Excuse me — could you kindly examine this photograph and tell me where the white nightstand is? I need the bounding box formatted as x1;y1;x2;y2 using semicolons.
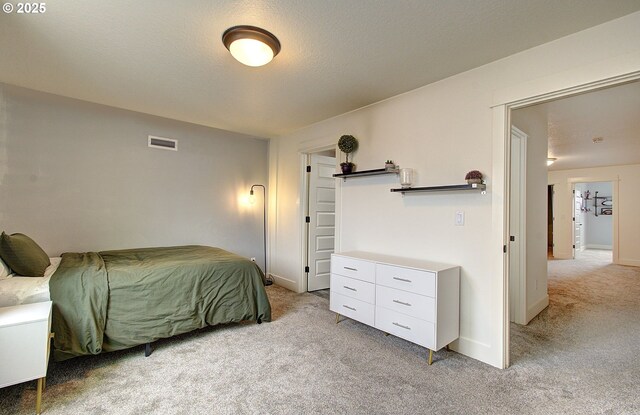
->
0;301;53;414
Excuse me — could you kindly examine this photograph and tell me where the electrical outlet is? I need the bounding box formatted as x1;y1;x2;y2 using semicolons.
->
250;257;256;262
455;211;465;226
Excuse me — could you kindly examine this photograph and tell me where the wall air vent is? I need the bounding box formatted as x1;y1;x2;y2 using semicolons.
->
148;135;178;151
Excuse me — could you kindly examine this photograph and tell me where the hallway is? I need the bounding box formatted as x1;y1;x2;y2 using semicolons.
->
510;249;639;410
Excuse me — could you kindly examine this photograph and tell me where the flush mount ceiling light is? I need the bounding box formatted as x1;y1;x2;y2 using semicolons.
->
222;25;281;67
547;157;557;166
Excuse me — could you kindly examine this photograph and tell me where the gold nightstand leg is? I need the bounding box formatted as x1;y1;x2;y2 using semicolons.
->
428;349;433;365
36;377;43;414
335;313;340;324
384;332;390;336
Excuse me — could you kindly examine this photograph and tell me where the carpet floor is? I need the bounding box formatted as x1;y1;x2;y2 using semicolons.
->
1;249;638;414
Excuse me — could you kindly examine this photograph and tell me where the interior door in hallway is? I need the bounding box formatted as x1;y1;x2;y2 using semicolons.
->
307;154;336;291
573;190;583;258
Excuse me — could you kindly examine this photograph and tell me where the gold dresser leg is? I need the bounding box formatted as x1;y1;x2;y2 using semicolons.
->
335;313;340;324
428;349;433;365
36;377;43;414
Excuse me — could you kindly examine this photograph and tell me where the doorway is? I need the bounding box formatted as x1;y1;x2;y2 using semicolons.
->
506;79;638;367
572;181;614;262
304;150;336;293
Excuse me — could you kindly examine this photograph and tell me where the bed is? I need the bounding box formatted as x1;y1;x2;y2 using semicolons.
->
0;242;271;361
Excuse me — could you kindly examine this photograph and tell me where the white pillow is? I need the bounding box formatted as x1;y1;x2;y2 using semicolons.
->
0;257;13;279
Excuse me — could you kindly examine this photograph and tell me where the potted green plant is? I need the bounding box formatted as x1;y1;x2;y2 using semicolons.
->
465;170;483;184
338;134;358;174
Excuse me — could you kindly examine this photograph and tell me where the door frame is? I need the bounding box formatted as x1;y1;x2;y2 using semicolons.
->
299;144;339;292
494;69;640;369
569;178;619;262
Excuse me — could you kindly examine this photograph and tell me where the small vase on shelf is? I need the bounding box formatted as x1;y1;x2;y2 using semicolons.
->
464;170;483;185
400;168;413;188
340;162;355;174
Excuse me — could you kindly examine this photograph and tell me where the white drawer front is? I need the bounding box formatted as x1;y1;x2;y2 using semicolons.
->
331;274;375;304
331;255;375;283
376;264;436;297
330;292;375;326
376;285;435;322
375;306;435;349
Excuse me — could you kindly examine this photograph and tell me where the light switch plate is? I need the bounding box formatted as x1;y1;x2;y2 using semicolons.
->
455;211;464;226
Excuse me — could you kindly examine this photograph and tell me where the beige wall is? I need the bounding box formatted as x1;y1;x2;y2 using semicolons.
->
269;12;640;367
548;164;640;267
0;84;269;263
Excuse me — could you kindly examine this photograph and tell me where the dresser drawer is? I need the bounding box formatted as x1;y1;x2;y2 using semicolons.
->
376;264;436;297
0;301;52;388
331;255;375;283
330;292;375;326
375;306;435;349
331;274;375;304
376;285;435;322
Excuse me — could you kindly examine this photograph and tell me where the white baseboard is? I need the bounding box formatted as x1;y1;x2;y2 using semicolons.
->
618;258;640;267
270;273;298;292
585;244;612;250
452;336;501;368
526;295;549;324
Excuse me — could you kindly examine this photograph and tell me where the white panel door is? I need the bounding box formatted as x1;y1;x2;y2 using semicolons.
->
307;154;336;291
509;127;527;325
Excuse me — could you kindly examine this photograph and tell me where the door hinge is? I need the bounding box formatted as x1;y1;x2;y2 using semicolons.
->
305;216;310;223
305;266;310;273
306;165;311;173
573;244;576;249
503;245;507;253
572;217;575;222
510;236;515;242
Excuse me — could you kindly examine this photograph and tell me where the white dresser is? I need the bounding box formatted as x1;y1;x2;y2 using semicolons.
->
0;301;53;414
330;252;460;364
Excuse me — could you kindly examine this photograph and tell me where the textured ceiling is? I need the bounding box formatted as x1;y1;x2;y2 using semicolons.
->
1;1;640;137
543;81;640;171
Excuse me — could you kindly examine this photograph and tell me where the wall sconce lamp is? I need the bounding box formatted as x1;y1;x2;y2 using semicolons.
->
223;25;281;67
249;184;272;285
547;157;557;166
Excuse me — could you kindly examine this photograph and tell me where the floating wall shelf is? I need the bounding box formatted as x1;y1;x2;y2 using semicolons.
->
333;168;399;181
391;183;487;195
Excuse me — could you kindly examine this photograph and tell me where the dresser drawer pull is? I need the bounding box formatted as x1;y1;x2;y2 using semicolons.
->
393;299;411;307
393;276;412;283
343;305;356;311
343;286;357;292
393;322;411;330
344;266;358;271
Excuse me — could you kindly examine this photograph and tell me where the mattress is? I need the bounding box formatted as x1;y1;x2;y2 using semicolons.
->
0;257;61;307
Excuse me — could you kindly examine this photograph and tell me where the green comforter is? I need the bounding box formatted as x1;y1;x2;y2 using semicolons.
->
50;245;271;361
